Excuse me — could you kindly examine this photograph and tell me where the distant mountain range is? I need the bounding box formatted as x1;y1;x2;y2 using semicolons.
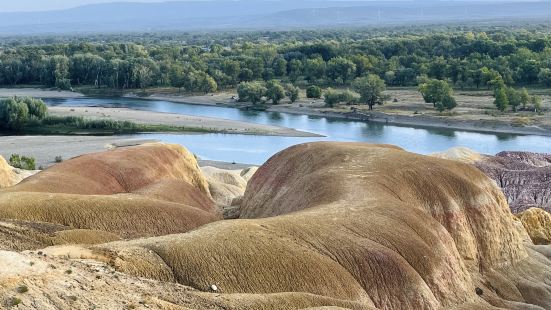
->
1;0;551;34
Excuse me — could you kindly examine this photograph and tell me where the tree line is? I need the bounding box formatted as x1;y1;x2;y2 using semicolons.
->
0;29;549;112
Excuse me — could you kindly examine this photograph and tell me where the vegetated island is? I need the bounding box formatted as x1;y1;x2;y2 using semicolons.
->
0;95;317;137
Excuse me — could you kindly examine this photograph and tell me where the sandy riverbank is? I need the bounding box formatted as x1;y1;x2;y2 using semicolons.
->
48;106;319;137
0;88;84;99
3;87;550;137
0;135;254;168
268;105;551;137
148;90;551;137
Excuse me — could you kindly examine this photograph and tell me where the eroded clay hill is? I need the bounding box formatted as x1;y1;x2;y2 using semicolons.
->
95;142;551;309
0;143;220;251
475;151;551;214
0;156;35;188
0;156;14;188
518;207;551;245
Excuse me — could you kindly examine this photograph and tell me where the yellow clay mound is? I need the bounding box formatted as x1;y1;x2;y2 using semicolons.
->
0;144;220;248
96;142;551;309
0;156;16;188
430;147;483;164
7;143;211;196
201;166;256;206
518;208;551;245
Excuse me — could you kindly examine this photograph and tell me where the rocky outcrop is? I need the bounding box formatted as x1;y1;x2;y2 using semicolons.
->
0;143;221;251
518;208;551;245
475;151;551;213
95;142;551;309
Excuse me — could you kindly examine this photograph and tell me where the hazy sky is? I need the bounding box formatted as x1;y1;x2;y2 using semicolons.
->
0;0;171;12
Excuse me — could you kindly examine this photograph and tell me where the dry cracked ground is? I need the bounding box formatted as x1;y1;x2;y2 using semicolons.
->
0;142;550;310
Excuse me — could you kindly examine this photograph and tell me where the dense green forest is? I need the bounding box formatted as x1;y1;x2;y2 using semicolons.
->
1;26;551;94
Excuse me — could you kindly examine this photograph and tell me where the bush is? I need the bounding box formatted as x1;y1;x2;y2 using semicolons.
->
56;78;72;90
5;297;21;307
284;84;300;103
16;285;28;294
0;98;29;130
9;154;37;170
0;97;47;130
323;88;358;107
55;156;64;163
306;86;322;99
23;97;48;119
265;80;286;104
237;81;267;104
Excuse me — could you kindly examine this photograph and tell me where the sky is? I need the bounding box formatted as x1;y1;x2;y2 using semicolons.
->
0;0;171;12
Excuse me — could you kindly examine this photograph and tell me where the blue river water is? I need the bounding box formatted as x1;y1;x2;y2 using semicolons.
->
45;97;551;165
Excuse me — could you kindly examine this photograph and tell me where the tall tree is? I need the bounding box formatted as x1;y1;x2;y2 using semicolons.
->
352;74;387;110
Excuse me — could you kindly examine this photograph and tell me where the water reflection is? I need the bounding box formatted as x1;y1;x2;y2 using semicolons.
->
44;97;551;164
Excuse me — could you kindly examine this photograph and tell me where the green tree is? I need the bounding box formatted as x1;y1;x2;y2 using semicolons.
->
323;88;358;107
437;95;457;112
22;97;47;119
306;86;322;99
519;88;530;110
506;87;521;112
531;95;543;113
169;64;186;93
327;57;356;85
288;59;303;82
538;68;551;87
266;80;286;104
284;84;300;103
237;81;266;104
0;98;29;130
352;75;387;110
418;79;454;108
494;87;509;112
304;57;326;82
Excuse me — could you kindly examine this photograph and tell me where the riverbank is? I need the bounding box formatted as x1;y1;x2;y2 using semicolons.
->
0;135;255;168
146;89;551;137
2;87;550;137
0;88;84;99
268;105;551;137
48;106;318;137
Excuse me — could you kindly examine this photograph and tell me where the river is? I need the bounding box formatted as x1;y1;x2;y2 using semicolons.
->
45;97;551;165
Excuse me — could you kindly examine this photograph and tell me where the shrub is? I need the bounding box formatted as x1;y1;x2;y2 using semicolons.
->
265;80;286;104
56;78;72;90
237;81;266;104
9;154;36;170
0;98;29;130
306;85;322;99
284;84;300;103
55;156;63;163
5;297;21;307
16;285;28;294
323;88;359;107
23;97;48;119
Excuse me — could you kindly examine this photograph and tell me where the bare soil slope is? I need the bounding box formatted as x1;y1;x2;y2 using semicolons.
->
0;143;221;250
96;142;551;309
